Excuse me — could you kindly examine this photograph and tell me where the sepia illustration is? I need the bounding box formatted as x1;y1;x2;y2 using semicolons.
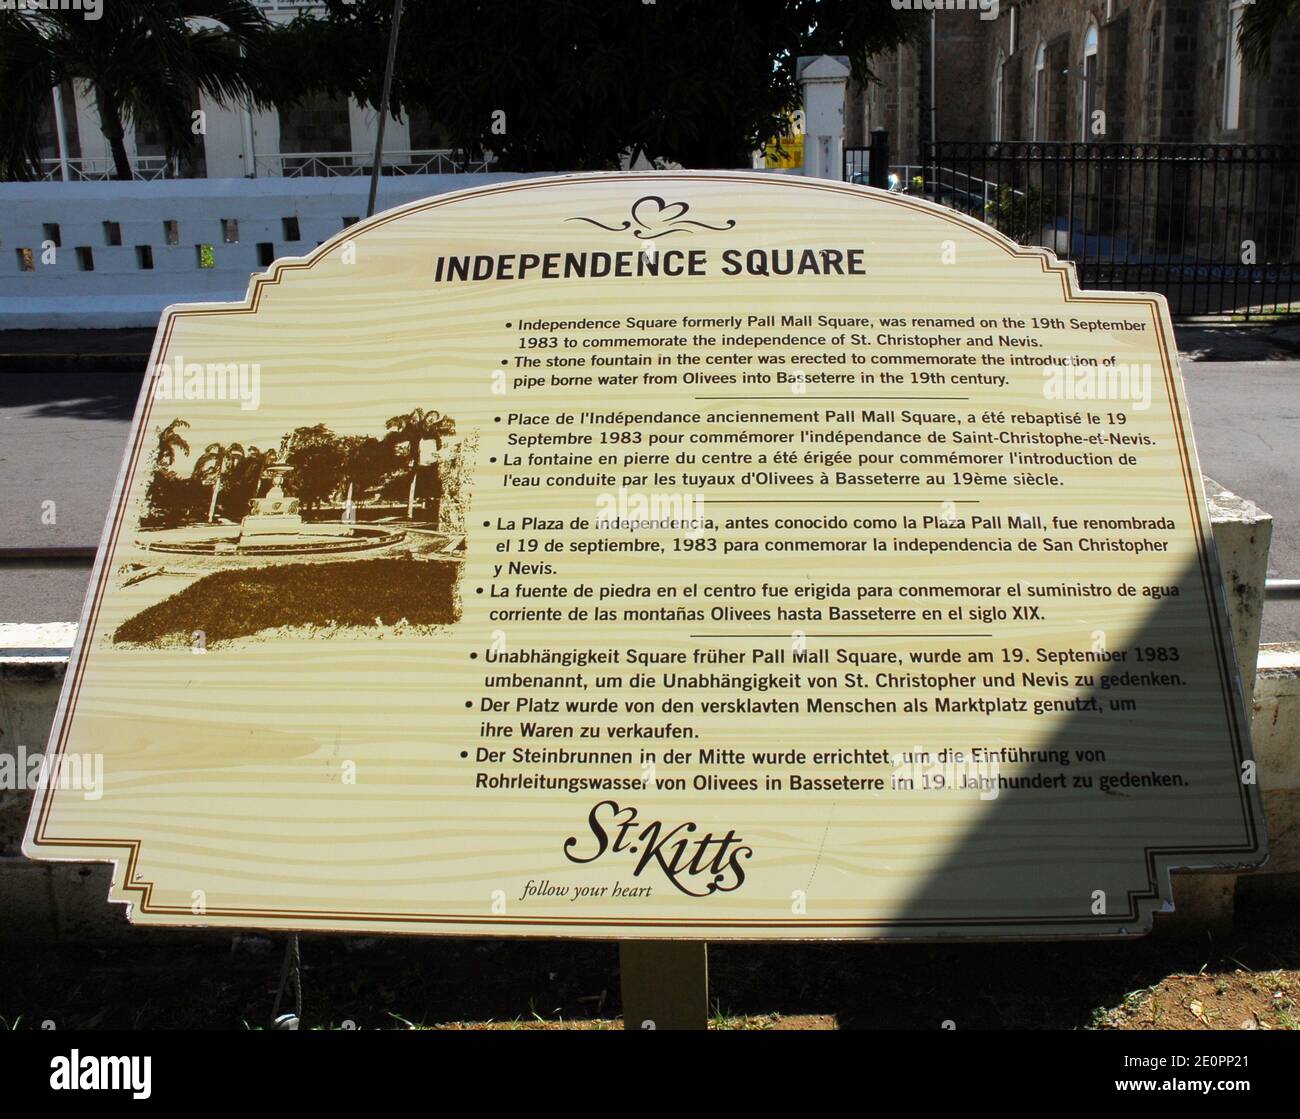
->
111;407;473;648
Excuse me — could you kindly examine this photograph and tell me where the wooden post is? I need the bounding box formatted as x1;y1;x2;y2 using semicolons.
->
619;941;708;1030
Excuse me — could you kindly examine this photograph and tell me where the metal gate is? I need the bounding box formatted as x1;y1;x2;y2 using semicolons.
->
924;141;1300;318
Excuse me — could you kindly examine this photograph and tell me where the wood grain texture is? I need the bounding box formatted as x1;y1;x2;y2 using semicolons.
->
22;173;1265;939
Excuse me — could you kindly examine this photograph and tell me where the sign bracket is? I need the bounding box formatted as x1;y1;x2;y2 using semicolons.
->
620;941;709;1031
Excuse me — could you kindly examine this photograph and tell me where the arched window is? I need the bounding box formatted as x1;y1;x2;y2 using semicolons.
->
1031;43;1047;141
1225;0;1247;130
1081;22;1100;140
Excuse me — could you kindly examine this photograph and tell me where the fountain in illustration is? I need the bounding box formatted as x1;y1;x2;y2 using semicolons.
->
140;458;405;557
236;462;303;541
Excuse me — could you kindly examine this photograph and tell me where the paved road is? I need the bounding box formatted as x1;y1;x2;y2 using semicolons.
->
0;371;140;547
0;371;142;624
1;343;1298;641
1182;361;1300;642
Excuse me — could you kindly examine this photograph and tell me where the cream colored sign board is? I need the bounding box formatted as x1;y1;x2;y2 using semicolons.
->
25;173;1265;939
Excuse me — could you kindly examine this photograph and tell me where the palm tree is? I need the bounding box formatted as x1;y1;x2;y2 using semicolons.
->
192;441;245;523
1241;1;1300;71
241;445;276;490
384;408;456;521
0;2;273;181
226;444;274;519
338;435;393;523
153;418;190;469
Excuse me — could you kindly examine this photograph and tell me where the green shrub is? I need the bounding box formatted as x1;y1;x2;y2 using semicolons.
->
984;184;1053;245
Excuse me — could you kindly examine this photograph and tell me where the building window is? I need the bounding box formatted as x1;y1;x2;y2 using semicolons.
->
1032;43;1046;141
1225;0;1247;130
406;109;447;151
1009;5;1018;54
1081;22;1100;140
994;52;1006;141
278;92;352;154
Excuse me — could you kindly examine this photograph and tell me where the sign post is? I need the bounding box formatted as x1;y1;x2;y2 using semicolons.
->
26;174;1266;1023
620;942;708;1030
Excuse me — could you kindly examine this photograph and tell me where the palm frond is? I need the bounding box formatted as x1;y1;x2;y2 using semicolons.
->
1240;0;1300;72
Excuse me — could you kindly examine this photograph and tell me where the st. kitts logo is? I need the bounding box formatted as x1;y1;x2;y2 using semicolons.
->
566;195;737;239
563;800;753;897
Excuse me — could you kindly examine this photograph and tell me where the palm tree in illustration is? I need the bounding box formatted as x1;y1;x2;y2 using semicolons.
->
230;445;275;517
192;441;246;523
153;418;190;468
338;435;391;524
384;408;456;522
237;446;275;490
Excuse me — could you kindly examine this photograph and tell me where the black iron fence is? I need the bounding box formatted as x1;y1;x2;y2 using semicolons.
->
843;131;890;190
921;141;1300;318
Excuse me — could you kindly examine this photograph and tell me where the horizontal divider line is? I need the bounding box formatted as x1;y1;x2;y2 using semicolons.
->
709;499;982;503
693;395;972;400
688;633;995;639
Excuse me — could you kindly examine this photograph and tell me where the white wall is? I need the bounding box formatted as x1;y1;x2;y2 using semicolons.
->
347;102;412;168
197;91;250;179
0;173;532;329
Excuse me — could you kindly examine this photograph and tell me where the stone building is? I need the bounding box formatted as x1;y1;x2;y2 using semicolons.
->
860;1;1300;163
852;2;1300;315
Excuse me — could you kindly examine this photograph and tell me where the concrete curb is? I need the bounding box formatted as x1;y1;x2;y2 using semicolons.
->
0;328;154;373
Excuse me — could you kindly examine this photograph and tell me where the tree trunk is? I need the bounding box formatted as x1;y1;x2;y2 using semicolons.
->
429;438;443;530
94;84;133;180
404;434;424;519
208;478;222;523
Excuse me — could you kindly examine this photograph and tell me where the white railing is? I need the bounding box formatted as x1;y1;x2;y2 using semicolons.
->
38;155;176;182
921;164;1031;214
35;151;496;182
254;150;496;178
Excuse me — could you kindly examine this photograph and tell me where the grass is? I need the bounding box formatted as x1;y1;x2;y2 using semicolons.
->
1230;309;1300;322
113;558;459;645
